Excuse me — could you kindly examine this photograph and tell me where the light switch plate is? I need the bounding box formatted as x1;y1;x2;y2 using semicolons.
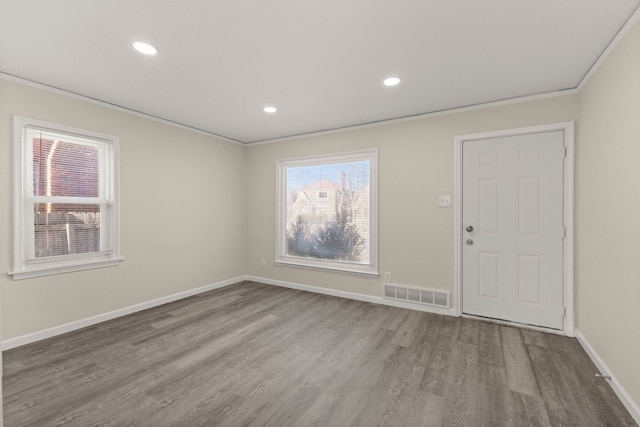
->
438;195;451;207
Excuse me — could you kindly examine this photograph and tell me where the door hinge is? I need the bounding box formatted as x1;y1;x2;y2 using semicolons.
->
563;306;567;318
562;226;567;238
564;146;567;158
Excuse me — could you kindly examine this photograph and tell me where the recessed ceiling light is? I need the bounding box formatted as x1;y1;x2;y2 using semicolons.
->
264;106;277;113
384;77;401;86
133;41;157;55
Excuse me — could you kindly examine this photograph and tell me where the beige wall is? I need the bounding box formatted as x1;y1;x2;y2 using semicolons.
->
0;79;247;340
577;18;640;406
246;95;578;299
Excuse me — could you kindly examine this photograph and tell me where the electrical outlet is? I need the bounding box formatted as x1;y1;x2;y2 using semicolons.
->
260;258;266;267
384;272;391;282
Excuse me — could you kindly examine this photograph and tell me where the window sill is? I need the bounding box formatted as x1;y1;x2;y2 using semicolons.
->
275;258;379;277
9;257;124;280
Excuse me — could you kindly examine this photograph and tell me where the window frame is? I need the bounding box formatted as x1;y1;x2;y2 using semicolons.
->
10;116;122;280
275;148;378;276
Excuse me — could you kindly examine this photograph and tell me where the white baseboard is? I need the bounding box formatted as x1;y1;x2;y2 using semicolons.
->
1;276;245;351
575;329;640;424
245;275;457;317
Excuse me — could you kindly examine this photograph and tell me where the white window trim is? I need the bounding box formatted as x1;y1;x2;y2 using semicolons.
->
9;116;122;280
275;148;378;276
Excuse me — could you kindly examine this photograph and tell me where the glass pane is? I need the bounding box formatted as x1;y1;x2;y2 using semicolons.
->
32;136;100;197
285;160;370;263
33;203;101;258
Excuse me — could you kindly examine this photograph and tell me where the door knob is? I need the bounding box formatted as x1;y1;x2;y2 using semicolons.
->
466;239;474;246
466;225;474;232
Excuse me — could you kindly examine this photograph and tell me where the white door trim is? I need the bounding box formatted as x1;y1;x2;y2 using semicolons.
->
454;122;575;336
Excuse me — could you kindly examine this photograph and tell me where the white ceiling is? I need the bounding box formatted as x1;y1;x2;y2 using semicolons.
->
1;1;639;143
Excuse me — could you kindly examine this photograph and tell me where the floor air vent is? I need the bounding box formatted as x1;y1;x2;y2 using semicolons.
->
384;284;450;308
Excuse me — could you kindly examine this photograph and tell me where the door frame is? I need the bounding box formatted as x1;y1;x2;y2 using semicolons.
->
454;122;575;336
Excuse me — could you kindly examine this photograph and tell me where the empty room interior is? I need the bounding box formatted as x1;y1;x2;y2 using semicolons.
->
1;1;640;426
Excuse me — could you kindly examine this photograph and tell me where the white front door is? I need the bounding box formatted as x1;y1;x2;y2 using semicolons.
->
462;130;565;329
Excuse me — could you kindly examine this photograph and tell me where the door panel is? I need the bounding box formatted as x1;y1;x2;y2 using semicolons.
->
462;131;564;329
479;179;500;234
479;252;500;298
518;254;541;304
518;177;542;236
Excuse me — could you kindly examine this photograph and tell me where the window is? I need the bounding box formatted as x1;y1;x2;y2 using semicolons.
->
276;149;378;275
11;116;121;279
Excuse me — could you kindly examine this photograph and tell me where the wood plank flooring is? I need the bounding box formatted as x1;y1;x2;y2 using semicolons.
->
3;281;636;426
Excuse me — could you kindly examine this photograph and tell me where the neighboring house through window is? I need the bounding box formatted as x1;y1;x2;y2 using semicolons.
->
276;149;378;275
11;116;121;279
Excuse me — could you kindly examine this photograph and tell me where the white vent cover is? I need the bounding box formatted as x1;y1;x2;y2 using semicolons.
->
383;283;450;308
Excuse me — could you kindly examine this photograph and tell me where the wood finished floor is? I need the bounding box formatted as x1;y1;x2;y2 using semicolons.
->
3;281;636;427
